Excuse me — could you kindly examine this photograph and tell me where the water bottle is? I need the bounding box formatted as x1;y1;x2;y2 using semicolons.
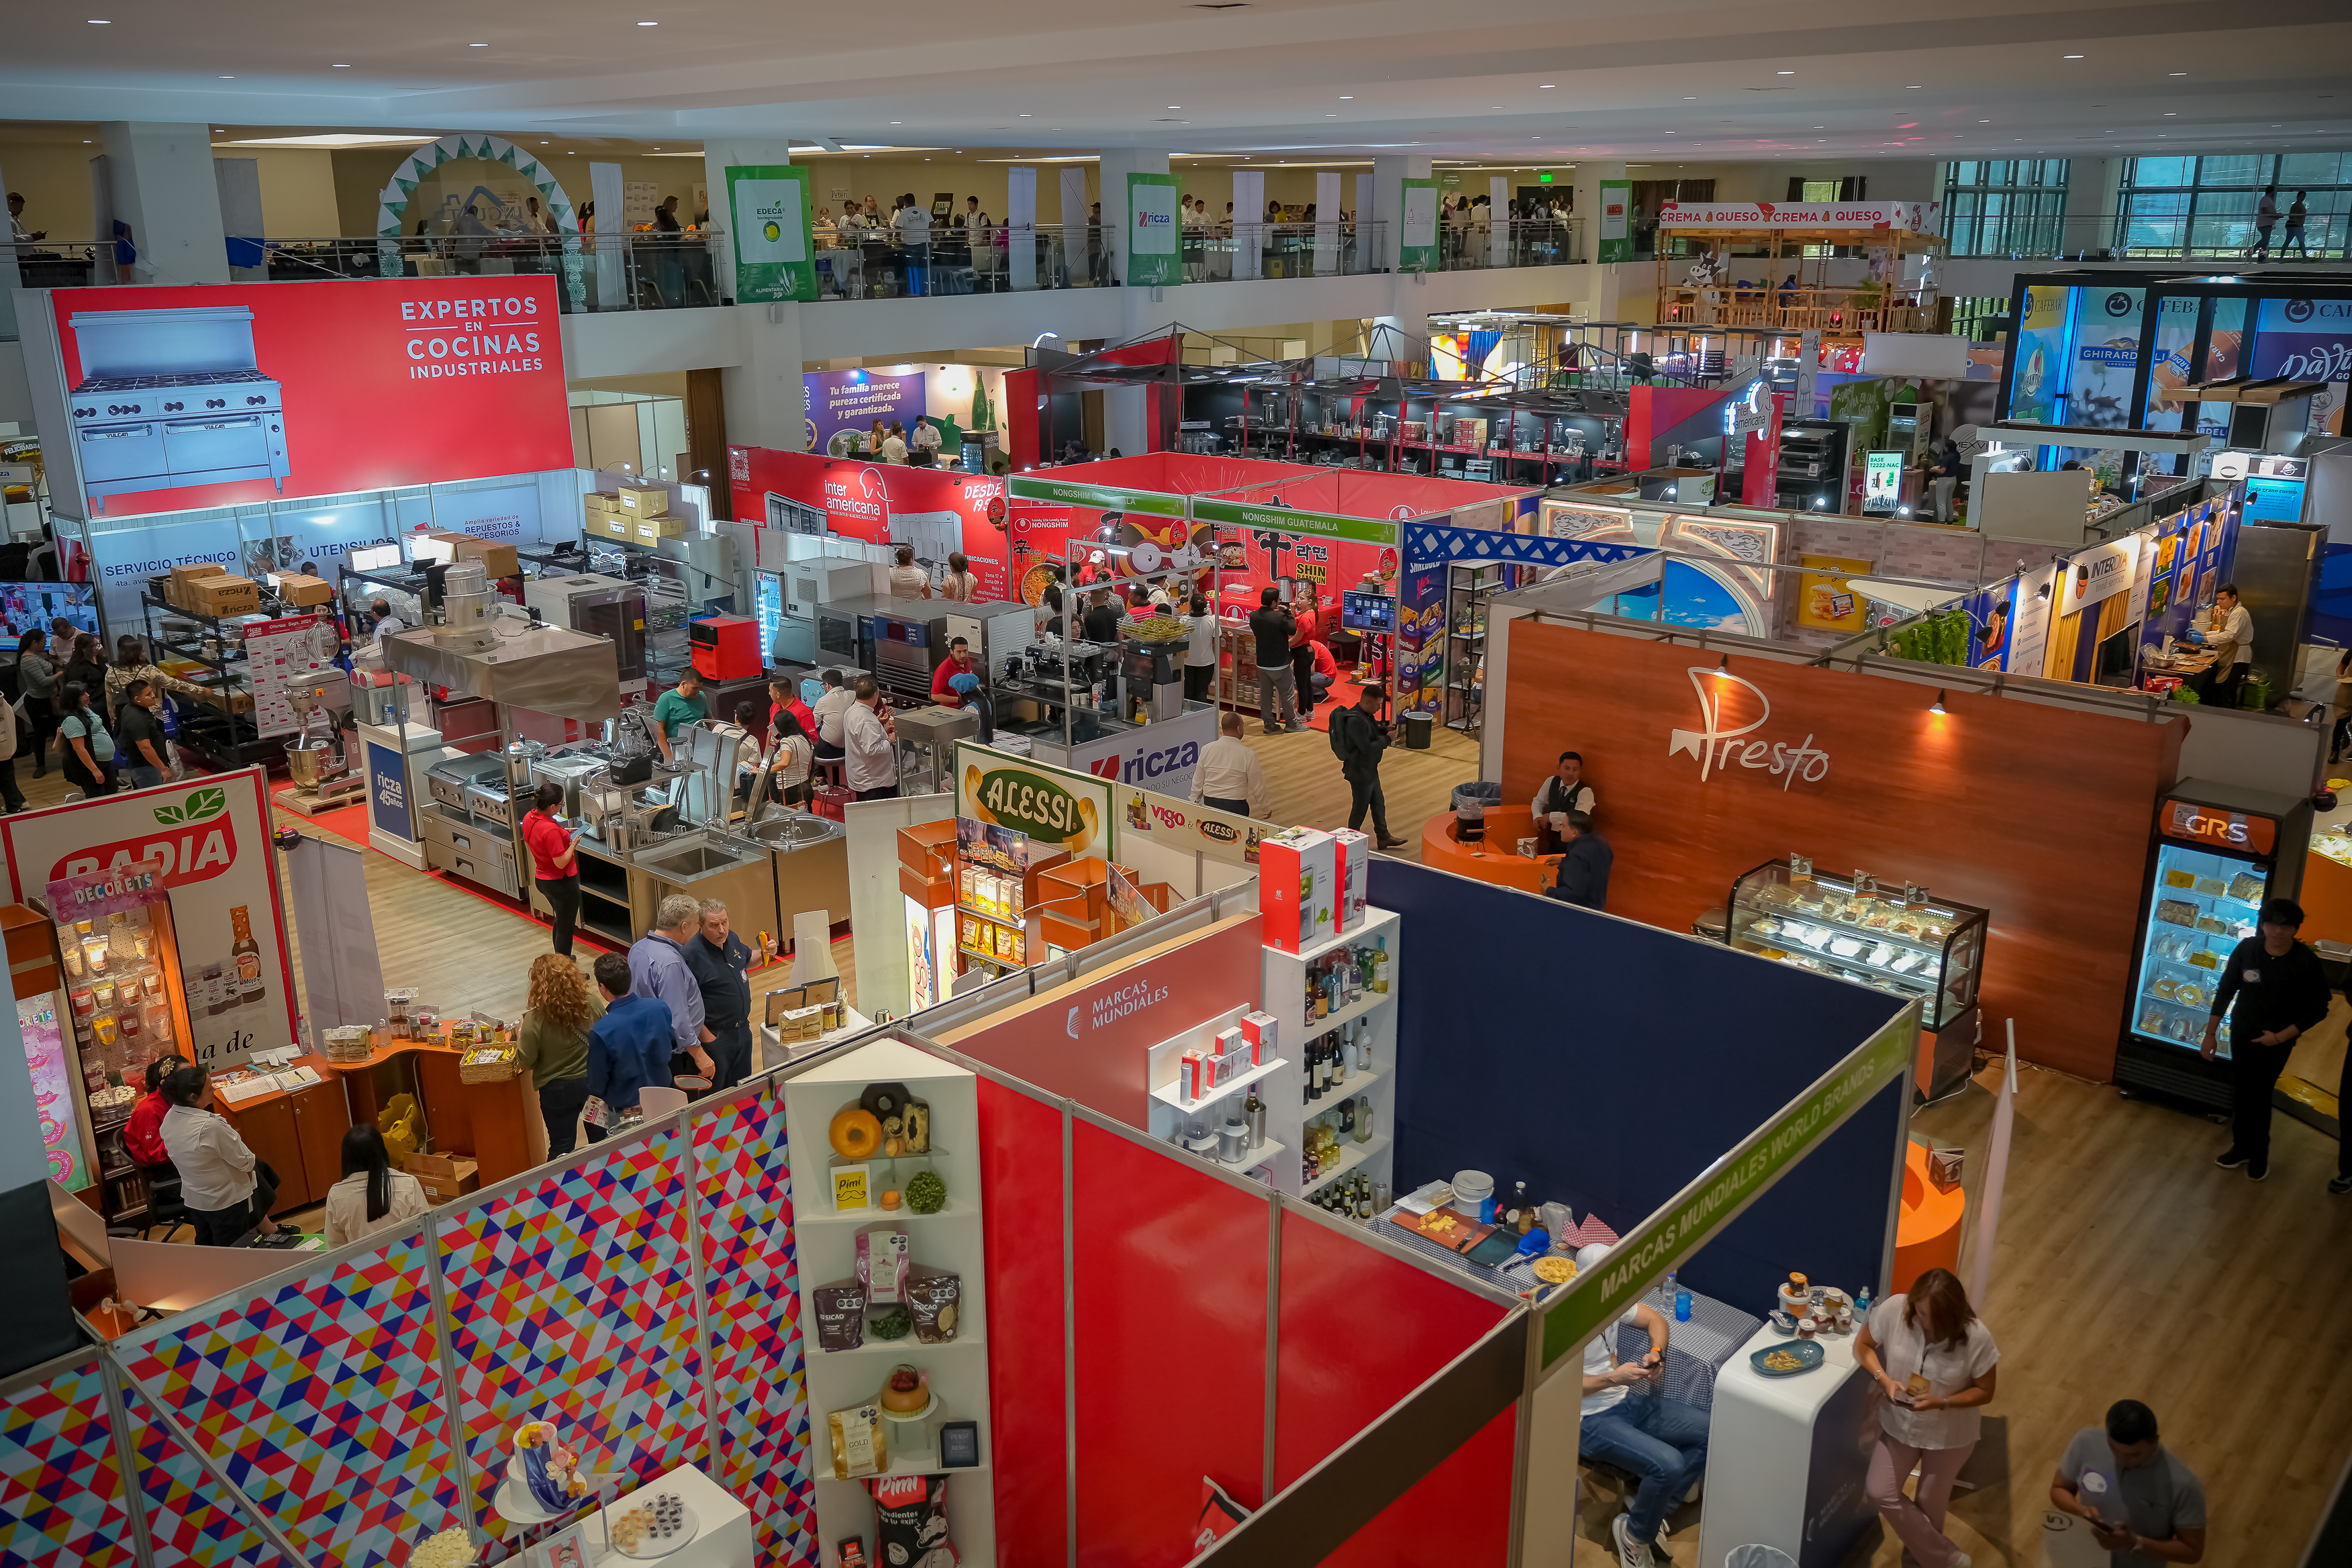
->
1675;1289;1692;1323
1857;1286;1873;1322
1661;1269;1677;1308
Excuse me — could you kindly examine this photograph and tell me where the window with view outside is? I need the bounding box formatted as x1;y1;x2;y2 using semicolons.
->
2118;152;2351;258
1940;160;2069;258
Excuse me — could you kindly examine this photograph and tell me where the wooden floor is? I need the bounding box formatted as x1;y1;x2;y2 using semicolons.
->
24;743;2349;1563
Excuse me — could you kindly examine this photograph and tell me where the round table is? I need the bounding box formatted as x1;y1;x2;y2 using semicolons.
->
1418;806;1561;895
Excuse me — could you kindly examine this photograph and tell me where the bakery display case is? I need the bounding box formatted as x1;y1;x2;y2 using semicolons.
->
1724;860;1987;1096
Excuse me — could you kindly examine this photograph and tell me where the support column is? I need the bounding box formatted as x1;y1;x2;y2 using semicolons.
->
2060;157;2118;259
1574;159;1628;320
702;139;798;303
1368;154;1432;274
100;122;228;285
723;301;807;454
1097;148;1169;287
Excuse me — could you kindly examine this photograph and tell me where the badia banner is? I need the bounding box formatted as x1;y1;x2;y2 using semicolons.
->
30;277;571;521
1126;173;1182;288
727;164;816;303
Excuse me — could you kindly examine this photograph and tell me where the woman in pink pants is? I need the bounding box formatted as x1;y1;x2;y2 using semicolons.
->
1854;1268;1999;1568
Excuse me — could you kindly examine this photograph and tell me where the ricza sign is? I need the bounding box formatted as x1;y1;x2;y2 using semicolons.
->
1089;738;1201;785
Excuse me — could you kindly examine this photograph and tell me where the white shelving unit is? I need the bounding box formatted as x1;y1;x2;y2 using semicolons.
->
1259;905;1400;1200
1143;1002;1289;1187
783;1038;995;1565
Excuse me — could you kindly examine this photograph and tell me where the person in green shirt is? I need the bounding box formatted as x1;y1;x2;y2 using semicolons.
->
649;671;709;766
518;952;607;1161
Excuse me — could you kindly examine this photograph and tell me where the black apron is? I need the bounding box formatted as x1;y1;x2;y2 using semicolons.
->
1534;777;1591;856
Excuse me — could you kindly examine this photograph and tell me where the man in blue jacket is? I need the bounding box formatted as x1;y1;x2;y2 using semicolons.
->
1549;812;1613;912
587;950;673;1125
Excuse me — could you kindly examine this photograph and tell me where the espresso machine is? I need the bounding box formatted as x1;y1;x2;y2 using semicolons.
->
1119;627;1189;723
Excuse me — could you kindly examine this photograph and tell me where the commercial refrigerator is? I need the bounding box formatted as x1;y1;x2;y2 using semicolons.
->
2118;779;2312;1112
10;861;199;1228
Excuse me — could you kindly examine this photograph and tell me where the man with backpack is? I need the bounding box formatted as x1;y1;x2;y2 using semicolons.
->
1330;685;1408;850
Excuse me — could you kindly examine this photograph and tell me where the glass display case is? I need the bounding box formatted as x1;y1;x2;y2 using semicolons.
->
32;861;198;1226
1725;860;1986;1031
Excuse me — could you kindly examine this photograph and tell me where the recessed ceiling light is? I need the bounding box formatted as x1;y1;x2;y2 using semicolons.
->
87;17;107;22
1979;119;1990;124
1340;95;1353;99
1777;70;1794;75
1326;114;1336;117
2171;72;2187;77
2163;111;2175;116
332;62;350;68
891;121;901;125
2063;53;2083;59
1169;105;1181;109
83;140;91;144
638;18;656;23
217;75;232;79
469;42;486;47
1906;84;1921;89
1539;85;1554;89
1020;113;1031;117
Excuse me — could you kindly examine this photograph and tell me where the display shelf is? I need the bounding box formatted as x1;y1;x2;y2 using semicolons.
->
955;903;1028;930
1171;1136;1288;1180
806;1335;987;1359
784;1038;993;1567
799;1197;977;1227
1298;988;1391;1038
1149;1053;1290;1112
1282;906;1401;969
1304;1133;1391;1195
1736;902;1961;963
957;944;1023;970
1724;862;1987;1034
1304;1064;1387;1104
1733;936;1936;993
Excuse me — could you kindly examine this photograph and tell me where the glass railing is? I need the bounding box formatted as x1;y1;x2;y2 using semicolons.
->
1941;213;2349;260
809;219;1395;295
1425;217;1585;270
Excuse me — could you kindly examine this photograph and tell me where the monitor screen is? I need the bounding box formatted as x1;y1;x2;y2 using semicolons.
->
1341;591;1397;634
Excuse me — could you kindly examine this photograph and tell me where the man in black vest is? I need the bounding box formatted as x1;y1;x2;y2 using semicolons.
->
1532;750;1597;854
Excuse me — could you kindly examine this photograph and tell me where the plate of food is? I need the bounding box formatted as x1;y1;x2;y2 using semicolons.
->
1751;1340;1826;1377
609;1493;700;1559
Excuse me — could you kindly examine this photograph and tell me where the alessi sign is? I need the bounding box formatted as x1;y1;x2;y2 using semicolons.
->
2161;799;2274;856
955;742;1110;858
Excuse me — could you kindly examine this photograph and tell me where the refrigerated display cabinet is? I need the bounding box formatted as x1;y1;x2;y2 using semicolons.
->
1725;859;1988;1099
2118;779;2312;1113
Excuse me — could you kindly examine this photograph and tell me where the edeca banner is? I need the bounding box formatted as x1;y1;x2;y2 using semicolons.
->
727;164;816;303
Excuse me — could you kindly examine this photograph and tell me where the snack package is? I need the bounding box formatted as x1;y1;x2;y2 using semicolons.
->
864;1473;954;1568
906;1266;963;1344
814;1279;868;1352
1190;1475;1251;1553
836;1539;869;1568
858;1226;912;1306
828;1400;888;1479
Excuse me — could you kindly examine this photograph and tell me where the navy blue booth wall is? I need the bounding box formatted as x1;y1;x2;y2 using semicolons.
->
1367;860;1912;1312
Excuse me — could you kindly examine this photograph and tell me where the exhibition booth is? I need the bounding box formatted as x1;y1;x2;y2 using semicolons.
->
0;817;1920;1568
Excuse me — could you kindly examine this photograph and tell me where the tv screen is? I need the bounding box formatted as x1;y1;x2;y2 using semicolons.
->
0;582;99;644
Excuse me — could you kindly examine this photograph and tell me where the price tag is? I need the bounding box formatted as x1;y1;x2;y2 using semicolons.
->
1904;883;1930;910
1789;854;1814;885
1853;871;1879;902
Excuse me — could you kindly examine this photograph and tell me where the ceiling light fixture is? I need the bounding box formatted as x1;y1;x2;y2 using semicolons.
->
638;18;656;23
332;62;350;68
87;16;108;21
2063;53;2083;58
1778;69;1795;75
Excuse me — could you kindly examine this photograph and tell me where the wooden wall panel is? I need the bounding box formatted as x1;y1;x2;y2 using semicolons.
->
1500;624;2184;1081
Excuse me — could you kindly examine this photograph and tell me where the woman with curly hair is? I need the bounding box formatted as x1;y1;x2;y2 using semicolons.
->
516;953;605;1161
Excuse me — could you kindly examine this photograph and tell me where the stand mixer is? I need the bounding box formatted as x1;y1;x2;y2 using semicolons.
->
283;681;363;810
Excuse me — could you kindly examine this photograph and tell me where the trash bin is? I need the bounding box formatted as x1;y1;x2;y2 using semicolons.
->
1451;781;1504;842
1402;709;1435;750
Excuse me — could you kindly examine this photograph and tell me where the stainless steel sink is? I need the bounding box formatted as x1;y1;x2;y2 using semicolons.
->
635;841;763;879
748;814;842;850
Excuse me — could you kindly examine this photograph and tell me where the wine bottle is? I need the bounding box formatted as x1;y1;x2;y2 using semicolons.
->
1355;1095;1374;1143
1336;1093;1355;1135
1330;1030;1346;1085
1305;1036;1321;1101
1372;936;1390;994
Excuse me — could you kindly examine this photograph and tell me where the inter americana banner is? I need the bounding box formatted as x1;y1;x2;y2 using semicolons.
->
1;767;296;1071
727;164;816;303
36;277;571;520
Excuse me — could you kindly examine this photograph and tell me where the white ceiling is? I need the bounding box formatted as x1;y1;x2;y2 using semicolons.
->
5;0;2350;166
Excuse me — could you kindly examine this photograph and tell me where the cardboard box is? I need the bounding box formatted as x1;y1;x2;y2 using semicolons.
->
587;511;633;541
1330;828;1369;932
170;562;226;591
189;575;260;618
632;515;687;543
407;1153;480;1201
1240;1010;1278;1064
268;572;337;607
1260;826;1336;954
435;532;520;579
584;491;626;516
616;483;670;518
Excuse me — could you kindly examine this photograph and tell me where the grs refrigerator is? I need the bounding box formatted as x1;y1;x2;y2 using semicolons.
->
2118;778;2312;1112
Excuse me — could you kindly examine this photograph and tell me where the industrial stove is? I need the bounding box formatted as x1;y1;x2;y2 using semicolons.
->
66;306;291;504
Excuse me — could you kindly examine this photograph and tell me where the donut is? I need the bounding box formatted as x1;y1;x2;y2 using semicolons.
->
830;1106;883;1159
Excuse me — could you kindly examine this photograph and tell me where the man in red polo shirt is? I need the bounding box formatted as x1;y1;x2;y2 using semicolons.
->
769;675;817;740
930;636;981;707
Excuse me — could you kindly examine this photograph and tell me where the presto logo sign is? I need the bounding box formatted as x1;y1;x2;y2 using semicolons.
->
1667;667;1830;789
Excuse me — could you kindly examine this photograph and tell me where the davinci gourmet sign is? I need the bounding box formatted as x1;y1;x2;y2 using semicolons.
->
1667;667;1830;788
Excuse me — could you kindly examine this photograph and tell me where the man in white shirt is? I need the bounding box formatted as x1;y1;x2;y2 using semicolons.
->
1190;711;1268;818
842;677;899;799
893;196;933;294
880;423;910;464
369;599;408;645
811;668;855;763
910;420;943;466
1574;1242;1708;1567
1532;749;1597;854
2192;583;2254;708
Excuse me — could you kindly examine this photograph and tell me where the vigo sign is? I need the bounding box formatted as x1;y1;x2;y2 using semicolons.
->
1667;668;1830;788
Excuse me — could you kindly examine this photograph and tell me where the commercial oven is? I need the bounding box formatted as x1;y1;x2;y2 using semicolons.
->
524;572;648;683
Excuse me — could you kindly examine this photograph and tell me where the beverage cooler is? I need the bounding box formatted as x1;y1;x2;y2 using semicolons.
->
2119;780;2312;1112
5;861;199;1228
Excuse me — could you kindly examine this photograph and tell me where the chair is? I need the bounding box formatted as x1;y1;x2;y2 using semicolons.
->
812;754;846;792
1579;1453;1644;1511
134;1161;189;1242
638;1086;691;1119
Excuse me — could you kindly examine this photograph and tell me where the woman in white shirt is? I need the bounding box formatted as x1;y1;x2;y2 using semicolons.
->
325;1125;428;1248
1183;593;1220;702
938;551;978;601
766;707;815;807
887;544;930;597
1855;1268;1999;1568
157;1066;282;1245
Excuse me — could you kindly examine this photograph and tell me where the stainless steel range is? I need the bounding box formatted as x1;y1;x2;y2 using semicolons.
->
66;307;291;504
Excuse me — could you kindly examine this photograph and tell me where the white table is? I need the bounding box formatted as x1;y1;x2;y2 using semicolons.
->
1696;1324;1880;1568
587;1463;752;1568
759;1004;875;1069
